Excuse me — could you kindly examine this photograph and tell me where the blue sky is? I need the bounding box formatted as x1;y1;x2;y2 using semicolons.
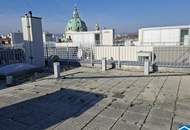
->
0;0;190;34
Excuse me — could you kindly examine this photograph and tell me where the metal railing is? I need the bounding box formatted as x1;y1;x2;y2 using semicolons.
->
44;42;190;68
0;47;25;67
153;46;190;68
1;41;190;69
140;42;188;46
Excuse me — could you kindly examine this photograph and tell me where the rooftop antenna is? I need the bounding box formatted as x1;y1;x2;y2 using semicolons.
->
28;11;32;17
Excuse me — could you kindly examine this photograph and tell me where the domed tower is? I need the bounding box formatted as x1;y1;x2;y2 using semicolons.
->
65;6;88;32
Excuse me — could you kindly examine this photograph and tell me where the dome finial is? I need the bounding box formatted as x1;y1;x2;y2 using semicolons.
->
95;24;100;31
73;4;79;18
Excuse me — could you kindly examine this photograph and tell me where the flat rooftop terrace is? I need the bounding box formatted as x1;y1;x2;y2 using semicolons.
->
0;67;189;130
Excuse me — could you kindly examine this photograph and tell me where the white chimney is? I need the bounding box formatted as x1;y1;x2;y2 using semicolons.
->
21;11;45;67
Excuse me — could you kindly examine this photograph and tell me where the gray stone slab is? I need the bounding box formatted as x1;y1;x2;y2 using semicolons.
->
100;107;124;120
109;101;129;110
127;104;151;114
149;108;173;120
142;117;171;130
83;115;116;130
121;111;147;127
111;121;139;130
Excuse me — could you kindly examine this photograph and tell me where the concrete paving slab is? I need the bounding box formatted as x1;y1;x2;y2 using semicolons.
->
82;115;116;130
121;111;146;127
142;117;171;130
111;121;139;130
100;107;124;120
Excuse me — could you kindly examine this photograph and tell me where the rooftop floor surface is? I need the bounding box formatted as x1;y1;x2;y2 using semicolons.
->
0;67;189;130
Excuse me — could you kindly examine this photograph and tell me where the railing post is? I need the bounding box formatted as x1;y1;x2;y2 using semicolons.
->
118;45;121;69
6;75;13;86
144;59;150;75
151;47;155;72
54;62;60;79
45;44;49;67
102;57;107;71
90;44;94;66
67;44;69;67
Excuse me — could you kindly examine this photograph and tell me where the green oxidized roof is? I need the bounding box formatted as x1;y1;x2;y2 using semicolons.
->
65;6;88;32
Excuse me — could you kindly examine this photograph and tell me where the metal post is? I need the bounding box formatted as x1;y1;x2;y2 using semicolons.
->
102;57;107;71
13;47;16;63
151;47;154;65
144;59;150;75
151;47;154;72
46;44;49;60
67;44;69;67
6;75;13;86
54;62;60;79
118;45;121;69
90;44;94;66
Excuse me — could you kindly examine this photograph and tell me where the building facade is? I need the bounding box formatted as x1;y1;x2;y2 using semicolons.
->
65;29;114;47
139;25;190;46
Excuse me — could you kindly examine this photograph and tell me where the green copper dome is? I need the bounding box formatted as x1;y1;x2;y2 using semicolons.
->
65;6;88;32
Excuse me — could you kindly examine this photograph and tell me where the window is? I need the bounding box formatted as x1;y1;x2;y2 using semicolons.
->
95;34;100;45
180;29;189;45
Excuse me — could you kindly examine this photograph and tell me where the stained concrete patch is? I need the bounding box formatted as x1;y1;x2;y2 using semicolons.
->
112;92;125;99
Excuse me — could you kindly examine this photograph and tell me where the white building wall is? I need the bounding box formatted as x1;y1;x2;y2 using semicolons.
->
22;18;31;41
21;15;45;67
102;29;114;46
95;46;153;61
160;29;180;43
65;29;114;47
139;28;180;45
142;30;161;43
139;26;190;46
66;31;95;47
184;35;190;46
